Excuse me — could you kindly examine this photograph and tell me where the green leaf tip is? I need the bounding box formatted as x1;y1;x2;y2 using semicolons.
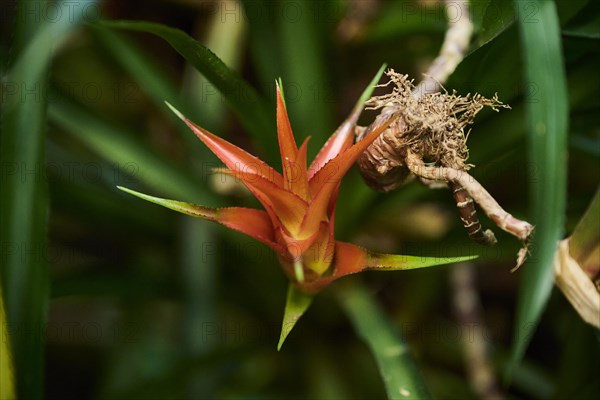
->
366;252;478;271
334;64;389;132
278;284;314;351
117;186;174;209
358;63;387;105
164;101;186;121
117;186;217;221
276;77;287;107
117;185;155;201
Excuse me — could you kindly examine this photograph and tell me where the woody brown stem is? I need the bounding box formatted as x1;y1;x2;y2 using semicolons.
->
404;150;533;243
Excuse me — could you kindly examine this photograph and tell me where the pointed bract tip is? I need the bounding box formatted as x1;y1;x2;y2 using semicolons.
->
164;101;186;121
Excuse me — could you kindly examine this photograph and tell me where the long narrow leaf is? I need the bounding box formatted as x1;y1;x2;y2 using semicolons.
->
96;20;276;159
48;93;214;204
569;188;600;268
276;0;333;147
508;0;569;377
90;25;183;113
0;2;97;398
177;14;246;398
240;0;281;93
89;25;211;159
0;285;15;400
336;282;430;400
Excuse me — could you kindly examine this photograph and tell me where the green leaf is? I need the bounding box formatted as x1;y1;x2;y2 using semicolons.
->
357;64;388;108
336;281;430;400
177;14;245;398
556;0;593;26
117;186;218;220
1;2;97;398
241;0;281;93
89;25;214;160
367;253;478;271
45;140;171;234
448;24;522;98
508;0;569;377
276;0;333;148
47;93;214;204
90;25;183;114
563;23;600;39
278;284;314;350
473;0;515;48
569;188;600;275
366;1;447;42
95;20;276;159
471;0;589;49
0;285;15;400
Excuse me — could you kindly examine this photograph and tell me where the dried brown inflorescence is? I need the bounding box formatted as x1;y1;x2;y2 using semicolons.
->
357;70;533;268
358;70;508;188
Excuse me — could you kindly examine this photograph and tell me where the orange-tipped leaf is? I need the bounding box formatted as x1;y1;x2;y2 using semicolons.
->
298;241;479;293
118;186;284;252
166;102;283;186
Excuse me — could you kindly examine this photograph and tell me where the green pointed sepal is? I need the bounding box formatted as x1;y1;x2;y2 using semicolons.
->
278;283;314;351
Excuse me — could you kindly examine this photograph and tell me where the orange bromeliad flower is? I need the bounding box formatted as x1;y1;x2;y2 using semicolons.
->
119;69;475;347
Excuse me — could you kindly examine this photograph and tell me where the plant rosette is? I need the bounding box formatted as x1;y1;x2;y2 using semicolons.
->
119;67;476;348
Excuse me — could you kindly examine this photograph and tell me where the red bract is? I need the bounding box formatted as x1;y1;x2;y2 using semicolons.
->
119;71;476;347
179;84;395;287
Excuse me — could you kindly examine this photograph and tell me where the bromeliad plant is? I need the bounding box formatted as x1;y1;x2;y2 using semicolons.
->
119;68;476;347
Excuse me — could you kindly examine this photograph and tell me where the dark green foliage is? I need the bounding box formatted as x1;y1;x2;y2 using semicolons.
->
1;0;598;398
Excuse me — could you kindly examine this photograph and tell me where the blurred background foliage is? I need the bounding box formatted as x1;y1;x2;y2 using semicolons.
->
1;0;599;399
